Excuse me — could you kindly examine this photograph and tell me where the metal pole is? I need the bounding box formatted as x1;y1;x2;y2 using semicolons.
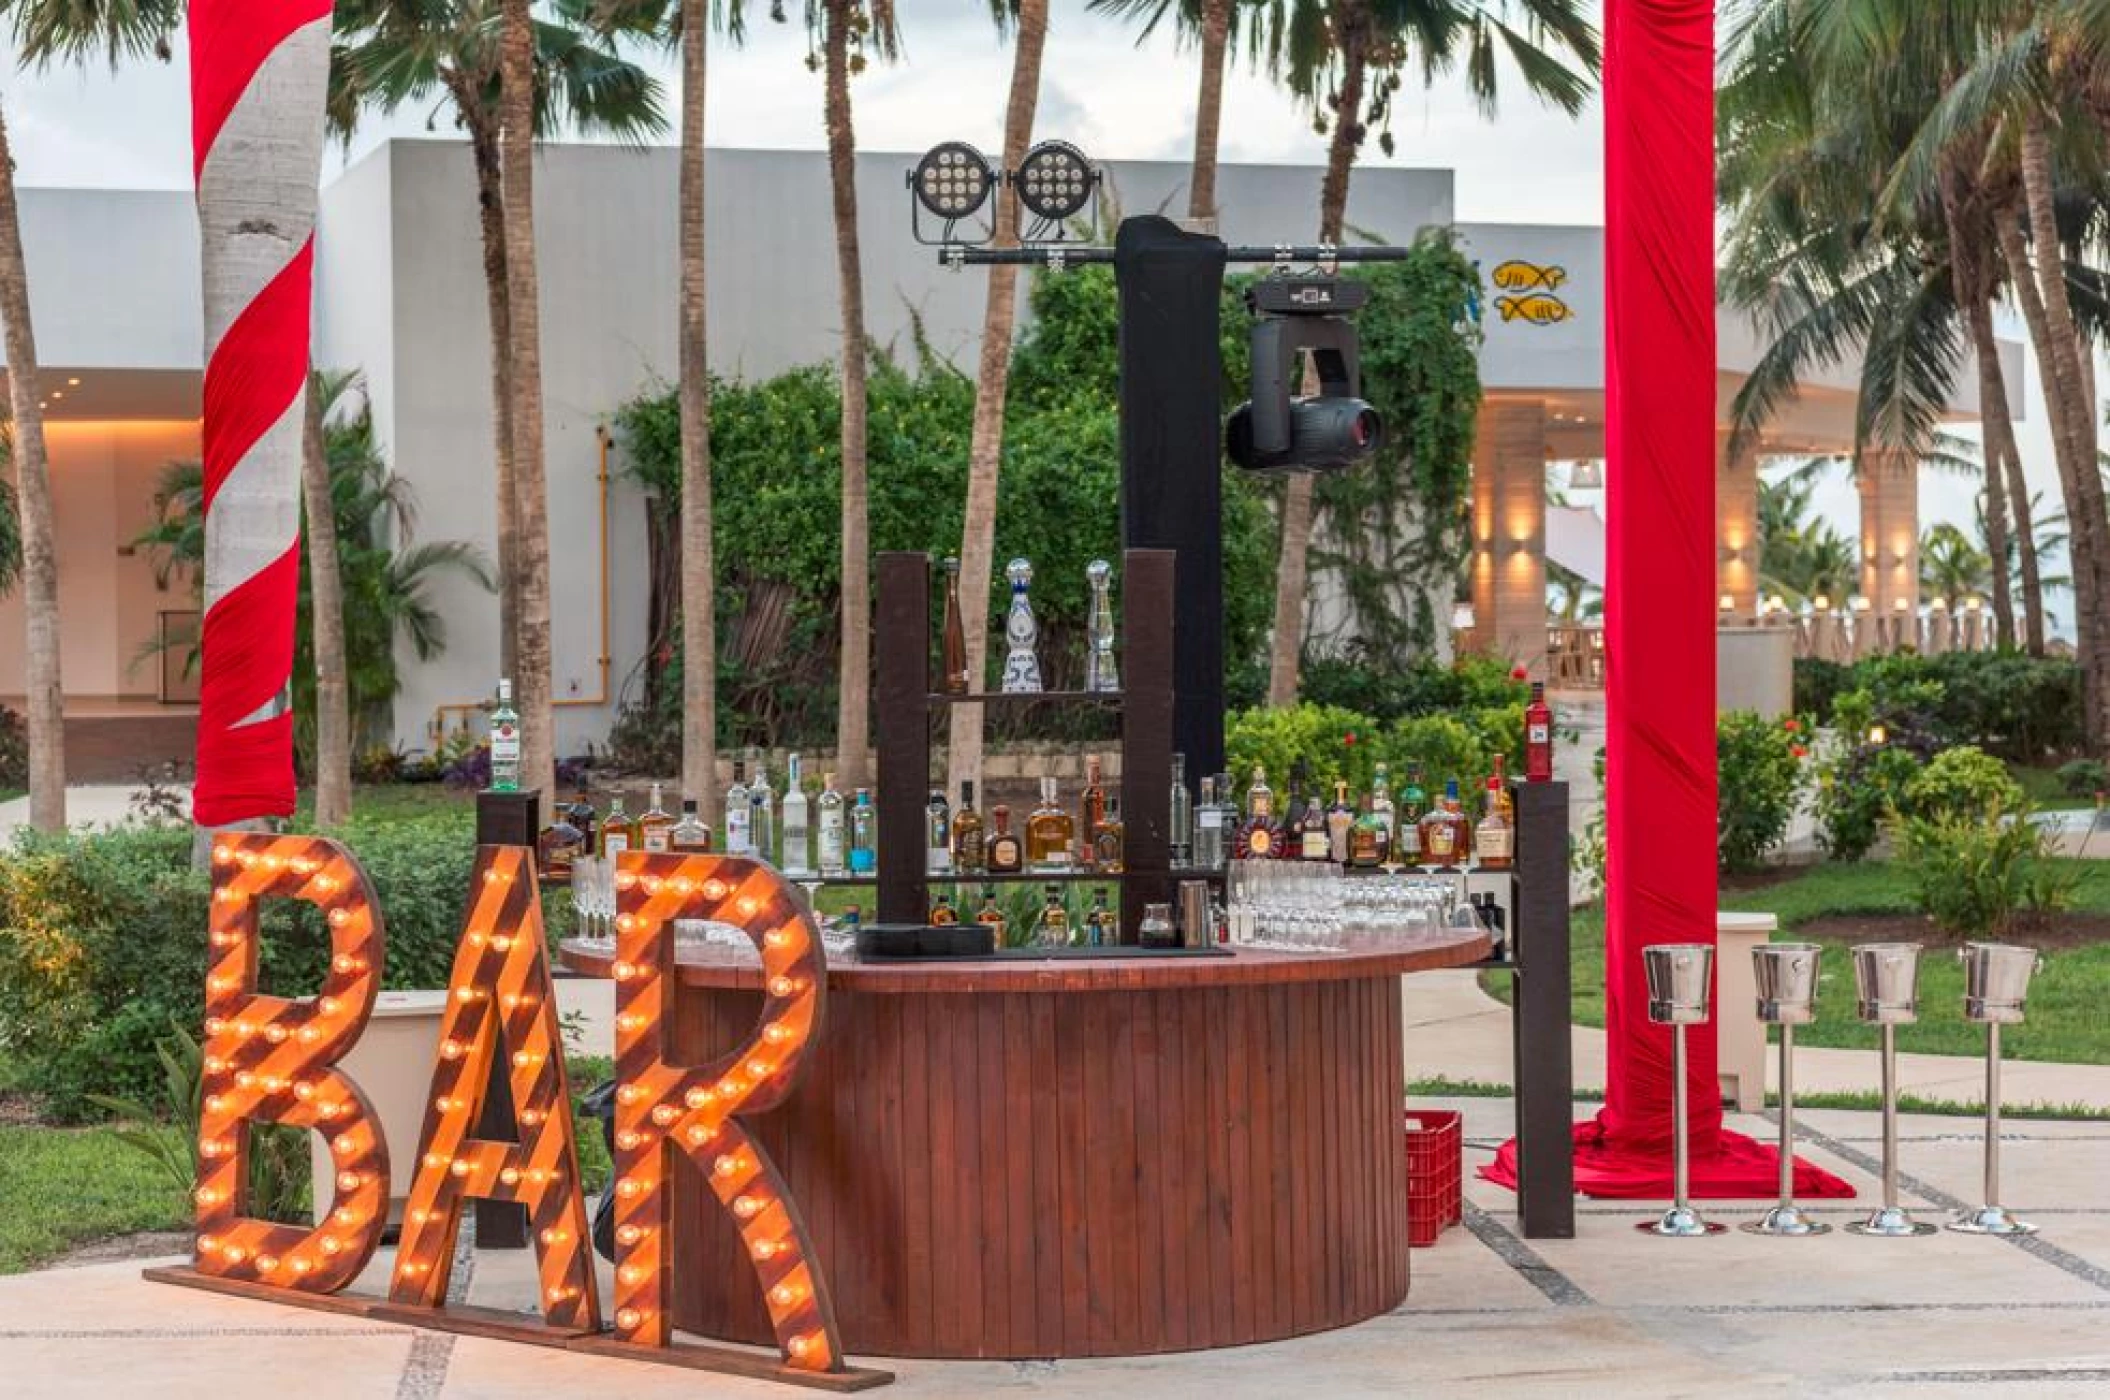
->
1985;1021;2001;1207
1777;1023;1795;1209
1880;1024;1899;1212
1672;1023;1691;1214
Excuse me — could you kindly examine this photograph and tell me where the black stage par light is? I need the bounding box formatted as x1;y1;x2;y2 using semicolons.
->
908;141;998;244
1013;139;1099;228
1225;273;1385;475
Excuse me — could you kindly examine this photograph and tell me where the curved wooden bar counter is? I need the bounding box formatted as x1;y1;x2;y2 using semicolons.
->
562;934;1487;1360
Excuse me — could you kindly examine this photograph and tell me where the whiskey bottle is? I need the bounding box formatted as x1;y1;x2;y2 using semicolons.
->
599;795;637;859
749;761;776;866
1369;763;1396;865
1027;776;1076;872
723;761;752;857
1525;681;1554;782
817;772;847;877
1397;763;1428;866
951;780;986;874
1297;771;1330;861
1093;793;1125;873
1169;752;1194;867
975;886;1007;945
1194;774;1227;870
1079;756;1109;863
926;788;953;876
929;893;959;926
987;805;1024;874
1349;794;1386;868
941;555;970;694
537;809;586;883
1489;752;1515;825
639;781;675;854
1084;887;1116;947
565;788;599;857
1034;884;1071;947
848;788;877;874
1475;776;1515;869
1326;779;1355;865
1418;779;1473;870
781;753;812;876
670;797;712;853
1235;763;1283;860
489;678;520;791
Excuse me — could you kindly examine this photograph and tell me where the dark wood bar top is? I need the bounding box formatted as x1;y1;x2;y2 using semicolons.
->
559;930;1488;994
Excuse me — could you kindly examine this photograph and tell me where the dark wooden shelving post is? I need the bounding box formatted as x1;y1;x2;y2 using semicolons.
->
1116;549;1175;936
1509;778;1575;1238
876;553;931;925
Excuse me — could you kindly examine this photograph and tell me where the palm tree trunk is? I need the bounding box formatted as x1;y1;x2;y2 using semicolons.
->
678;0;717;819
1961;293;2020;649
824;0;871;788
464;105;521;685
1188;0;1230;225
499;0;555;812
1265;20;1366;708
947;0;1048;804
302;372;352;827
0;100;64;830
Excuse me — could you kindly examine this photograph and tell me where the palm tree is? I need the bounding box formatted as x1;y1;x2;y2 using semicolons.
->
1756;458;1859;607
779;1;898;787
0;3;184;828
1920;521;1991;610
304;370;354;826
1090;0;1262;225
330;0;665;700
1258;0;1599;705
946;0;1049;809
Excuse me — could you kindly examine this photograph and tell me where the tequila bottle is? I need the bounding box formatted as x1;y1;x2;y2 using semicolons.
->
929;893;959;926
748;761;776;865
1326;779;1355;866
926;788;953;875
941;556;970;694
1194;774;1227;871
1079;756;1109;862
670;797;712;853
781;753;812;875
817;773;847;877
975;887;1007;944
723;761;752;857
639;781;675;853
1034;885;1071;947
1169;753;1194;867
951;780;986;874
1093;794;1125;873
489;679;520;791
1084;559;1119;693
999;558;1043;693
1296;767;1330;862
848;788;877;874
1027;776;1075;871
987;805;1024;873
1085;888;1116;948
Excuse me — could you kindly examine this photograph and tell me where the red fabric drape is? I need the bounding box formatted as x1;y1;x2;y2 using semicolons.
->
1483;0;1851;1201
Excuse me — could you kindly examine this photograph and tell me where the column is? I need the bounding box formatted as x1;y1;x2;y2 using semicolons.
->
1716;429;1759;621
1470;398;1549;679
1857;448;1920;650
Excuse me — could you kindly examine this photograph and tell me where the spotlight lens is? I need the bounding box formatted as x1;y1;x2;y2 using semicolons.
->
1015;140;1097;222
913;141;994;221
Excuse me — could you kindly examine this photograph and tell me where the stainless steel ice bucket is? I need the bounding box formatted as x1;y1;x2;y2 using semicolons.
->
1852;942;1923;1025
1960;942;2039;1025
1643;943;1714;1026
1753;943;1822;1025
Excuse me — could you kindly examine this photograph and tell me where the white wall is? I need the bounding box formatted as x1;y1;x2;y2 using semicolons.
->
6;189;200;372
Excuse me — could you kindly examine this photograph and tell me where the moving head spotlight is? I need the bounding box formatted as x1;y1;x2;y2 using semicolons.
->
1225;273;1384;475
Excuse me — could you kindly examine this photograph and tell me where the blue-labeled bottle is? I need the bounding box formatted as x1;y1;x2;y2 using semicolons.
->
849;788;877;874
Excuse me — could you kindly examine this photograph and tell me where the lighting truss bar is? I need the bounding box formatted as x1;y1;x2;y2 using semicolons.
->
940;244;1417;267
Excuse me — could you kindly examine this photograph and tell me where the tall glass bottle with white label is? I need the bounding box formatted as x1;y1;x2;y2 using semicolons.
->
489;679;520;791
723;761;752;857
749;759;776;866
817;772;846;877
781;753;812;876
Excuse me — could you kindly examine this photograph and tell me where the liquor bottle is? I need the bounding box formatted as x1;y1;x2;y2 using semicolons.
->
537;808;586;883
925;788;953;875
1398;763;1428;866
1000;558;1043;693
670;797;712;854
1369;762;1396;865
1327;779;1356;865
565;788;599;857
975;887;1007;944
1525;681;1554;782
941;555;970;694
489;679;521;791
1475;776;1515;869
1235;763;1283;860
848;788;877;874
1489;752;1515;826
1084;559;1119;693
1084;888;1116;947
1296;773;1330;861
1027;776;1076;871
952;780;986;874
1194;774;1227;870
1349;794;1386;868
1034;884;1071;947
1169;752;1194;867
599;795;637;858
723;761;752;856
987;805;1024;873
1418;779;1472;870
817;773;847;877
929;893;959;926
1284;759;1312;833
635;781;672;853
781;753;812;876
1079;756;1109;862
1094;794;1125;873
749;760;776;865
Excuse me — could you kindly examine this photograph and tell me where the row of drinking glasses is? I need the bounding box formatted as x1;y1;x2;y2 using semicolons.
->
568;855;746;950
1227;862;1473;952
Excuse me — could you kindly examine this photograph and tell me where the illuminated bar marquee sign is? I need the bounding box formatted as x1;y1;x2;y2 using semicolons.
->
145;834;889;1393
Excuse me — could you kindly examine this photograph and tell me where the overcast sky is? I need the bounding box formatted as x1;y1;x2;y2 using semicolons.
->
2;0;2075;615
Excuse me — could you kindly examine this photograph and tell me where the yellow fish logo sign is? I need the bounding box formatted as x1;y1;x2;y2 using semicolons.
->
1491;259;1567;292
1495;293;1574;326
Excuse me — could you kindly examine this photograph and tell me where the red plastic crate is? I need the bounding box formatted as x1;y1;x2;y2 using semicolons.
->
1404;1109;1463;1247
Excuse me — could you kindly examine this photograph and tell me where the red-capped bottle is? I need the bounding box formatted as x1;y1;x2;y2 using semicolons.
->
1524;681;1554;782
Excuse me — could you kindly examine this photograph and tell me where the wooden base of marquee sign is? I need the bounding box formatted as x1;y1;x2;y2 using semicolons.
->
143;832;892;1392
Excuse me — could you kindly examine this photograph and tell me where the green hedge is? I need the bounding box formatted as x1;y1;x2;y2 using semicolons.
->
1225;699;1524;800
0;809;487;1122
1794;652;2085;760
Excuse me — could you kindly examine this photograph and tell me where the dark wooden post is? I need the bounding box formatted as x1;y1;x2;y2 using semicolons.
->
1510;779;1575;1238
470;789;539;1249
875;553;932;925
1117;549;1175;937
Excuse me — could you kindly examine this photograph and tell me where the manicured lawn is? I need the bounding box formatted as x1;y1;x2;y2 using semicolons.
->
1486;860;2110;1065
0;788;22;804
0;1123;188;1273
294;782;476;826
2010;762;2100;812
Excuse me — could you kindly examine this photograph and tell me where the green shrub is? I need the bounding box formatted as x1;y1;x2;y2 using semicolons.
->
1792;658;1852;722
2056;758;2109;799
1904;746;2024;824
1792;652;2085;760
1814;742;1922;863
1299;654;1528;724
0;703;24;790
1716;712;1809;873
1895;812;2069;940
1224;702;1522;801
